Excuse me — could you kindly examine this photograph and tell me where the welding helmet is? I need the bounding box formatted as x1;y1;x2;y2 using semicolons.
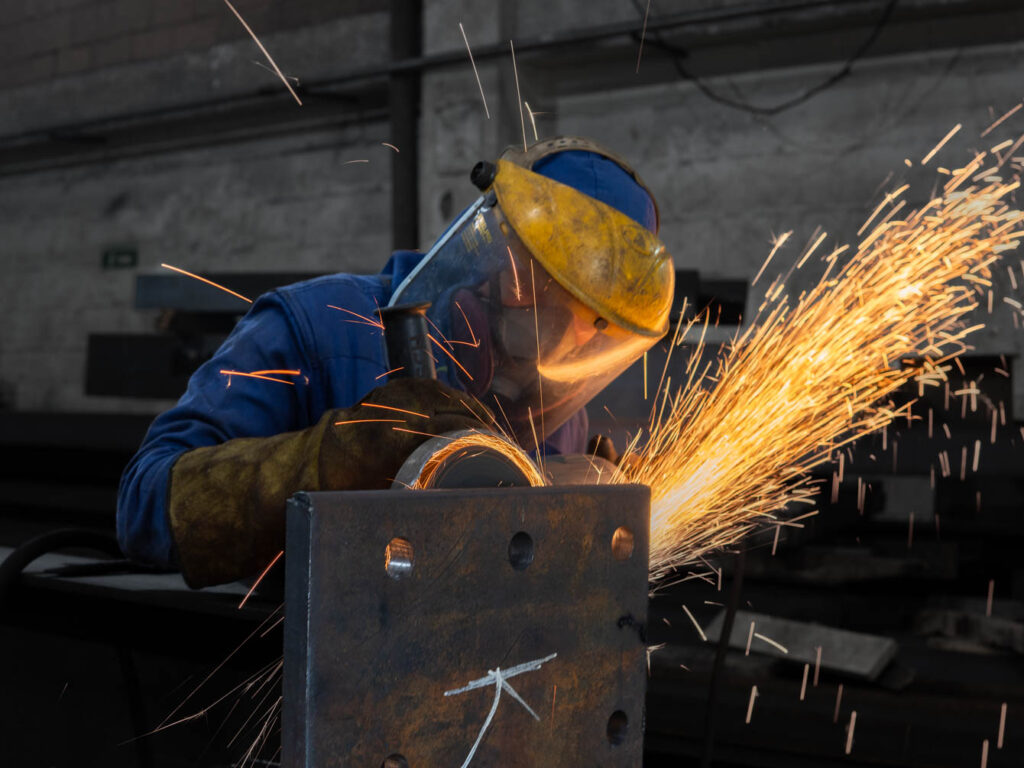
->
389;137;674;446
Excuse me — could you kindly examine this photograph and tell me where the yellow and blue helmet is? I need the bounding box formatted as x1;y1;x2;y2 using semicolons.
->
390;137;674;446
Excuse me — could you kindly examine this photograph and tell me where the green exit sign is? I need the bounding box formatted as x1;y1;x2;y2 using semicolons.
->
102;247;138;270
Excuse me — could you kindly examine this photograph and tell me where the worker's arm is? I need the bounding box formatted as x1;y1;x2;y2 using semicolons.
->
118;287;489;588
117;291;314;573
165;376;488;587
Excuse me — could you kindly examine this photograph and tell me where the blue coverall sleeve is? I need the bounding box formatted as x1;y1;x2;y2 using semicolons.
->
116;292;316;568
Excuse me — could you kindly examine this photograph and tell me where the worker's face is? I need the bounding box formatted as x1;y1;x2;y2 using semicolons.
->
389;193;660;447
496;259;599;360
449;251;650;446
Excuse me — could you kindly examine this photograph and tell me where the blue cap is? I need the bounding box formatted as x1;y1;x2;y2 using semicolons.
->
532;150;658;234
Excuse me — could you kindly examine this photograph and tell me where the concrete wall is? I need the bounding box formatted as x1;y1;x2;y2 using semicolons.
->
0;9;389;136
0;125;390;413
0;0;377;90
0;3;391;413
2;0;1024;415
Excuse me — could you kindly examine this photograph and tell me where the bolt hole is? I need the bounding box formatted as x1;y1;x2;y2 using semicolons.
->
508;531;534;571
606;710;628;745
385;538;414;580
381;755;409;768
611;526;634;560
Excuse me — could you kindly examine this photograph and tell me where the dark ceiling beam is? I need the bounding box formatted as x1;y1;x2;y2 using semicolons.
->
0;87;389;176
0;0;1021;175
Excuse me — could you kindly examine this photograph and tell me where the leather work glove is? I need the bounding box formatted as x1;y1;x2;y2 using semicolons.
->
169;378;492;588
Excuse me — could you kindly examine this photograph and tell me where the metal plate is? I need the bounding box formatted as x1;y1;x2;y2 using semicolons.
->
283;485;650;768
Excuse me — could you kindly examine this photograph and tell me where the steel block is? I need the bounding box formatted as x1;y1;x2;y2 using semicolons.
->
283;485;650;767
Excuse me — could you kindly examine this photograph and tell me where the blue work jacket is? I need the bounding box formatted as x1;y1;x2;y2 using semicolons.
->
117;251;587;570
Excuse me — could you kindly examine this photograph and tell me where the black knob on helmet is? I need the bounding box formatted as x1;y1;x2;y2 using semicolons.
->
470;161;497;191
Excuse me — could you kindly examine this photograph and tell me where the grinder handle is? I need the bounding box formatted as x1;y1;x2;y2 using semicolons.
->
377;303;437;380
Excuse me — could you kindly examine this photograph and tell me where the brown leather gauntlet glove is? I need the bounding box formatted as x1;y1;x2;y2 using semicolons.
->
169;378;492;588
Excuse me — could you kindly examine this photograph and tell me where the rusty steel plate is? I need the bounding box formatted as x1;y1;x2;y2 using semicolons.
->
283;485;650;768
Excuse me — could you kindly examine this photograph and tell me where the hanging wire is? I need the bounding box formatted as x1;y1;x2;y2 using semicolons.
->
632;0;900;116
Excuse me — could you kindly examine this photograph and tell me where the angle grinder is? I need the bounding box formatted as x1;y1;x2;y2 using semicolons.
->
377;304;615;490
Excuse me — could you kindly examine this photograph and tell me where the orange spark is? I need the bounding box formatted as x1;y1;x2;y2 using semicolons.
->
617;140;1024;582
161;263;252;304
524;100;540;143
423;313;473;349
643;350;648;401
220;370;295;385
334;418;405;426
508;245;523;301
796;230;828;269
981;103;1021;137
402;430;543;489
454;301;480;347
363;402;429;419
375;366;405;380
510;40;527;152
327;304;384;329
391;427;454;439
859;185;909;236
754;632;789;654
427;333;475;381
221;0;301;105
921;123;962;164
752;230;791;286
636;0;651;74
459;22;490;120
680;604;706;642
530;261;545;447
238;550;283;609
152;606;283;734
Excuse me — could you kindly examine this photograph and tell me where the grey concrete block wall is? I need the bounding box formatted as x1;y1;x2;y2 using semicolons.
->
2;0;1024;416
0;3;393;413
0;10;389;136
0;124;391;413
0;0;379;89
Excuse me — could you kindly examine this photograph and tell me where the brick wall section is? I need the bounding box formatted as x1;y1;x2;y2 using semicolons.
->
0;123;392;412
0;0;379;89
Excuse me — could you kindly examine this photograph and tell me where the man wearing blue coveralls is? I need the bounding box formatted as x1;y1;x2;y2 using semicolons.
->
118;137;675;588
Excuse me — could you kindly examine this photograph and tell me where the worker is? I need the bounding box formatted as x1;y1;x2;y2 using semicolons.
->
117;136;674;588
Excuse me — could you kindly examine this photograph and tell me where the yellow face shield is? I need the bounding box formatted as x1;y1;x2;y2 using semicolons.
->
493;160;674;338
389;159;674;447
